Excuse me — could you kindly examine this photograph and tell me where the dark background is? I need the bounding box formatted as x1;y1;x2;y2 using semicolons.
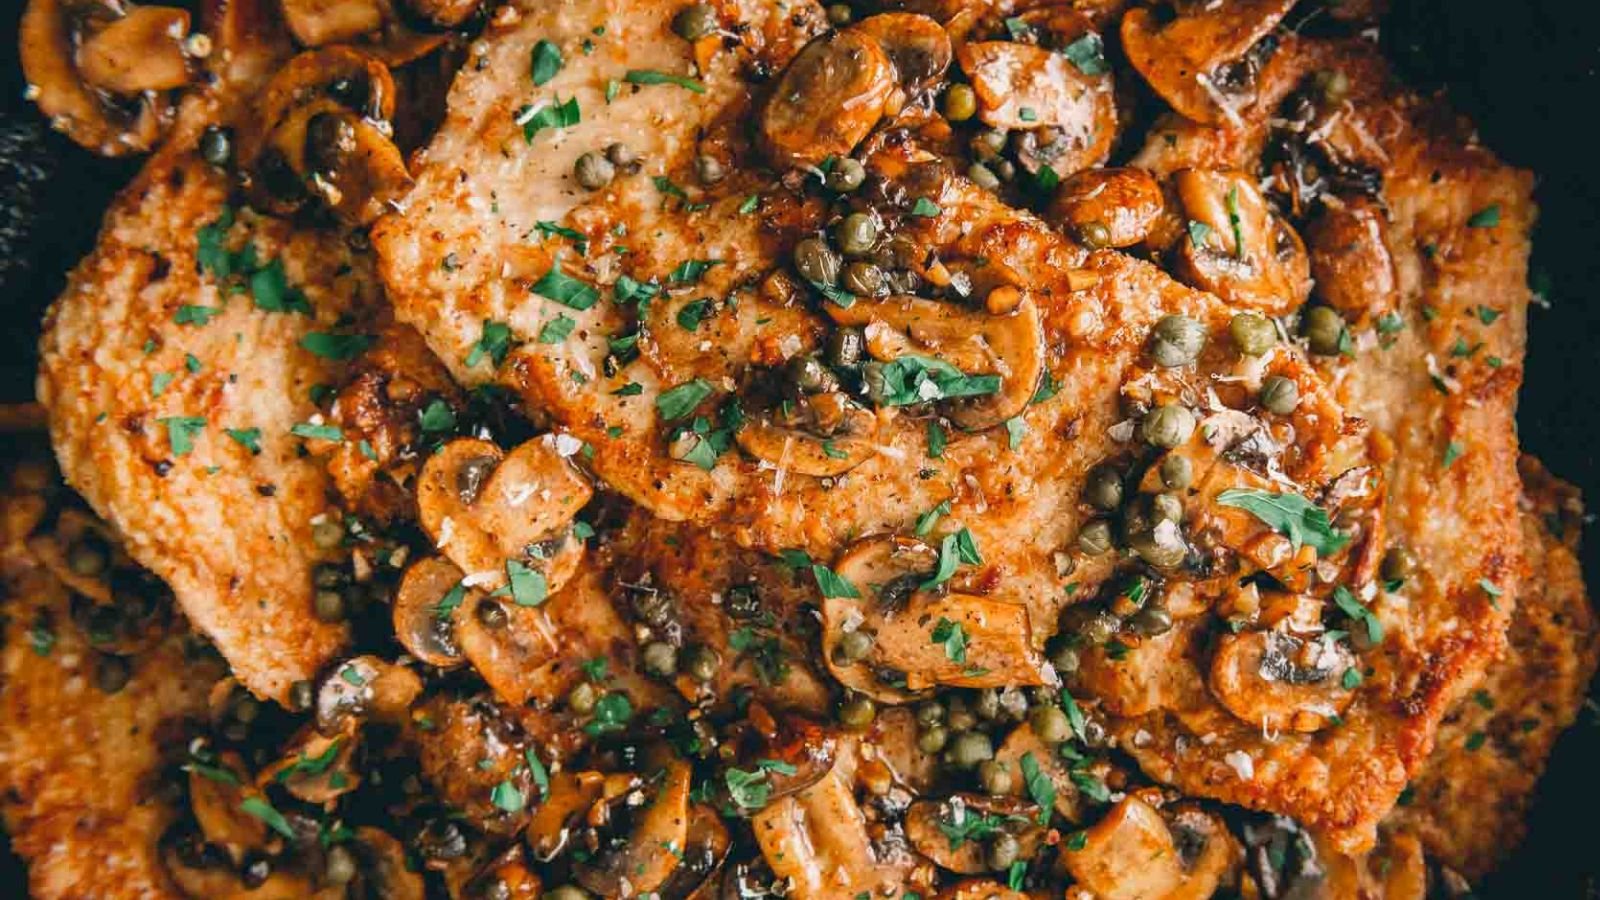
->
2;0;1597;895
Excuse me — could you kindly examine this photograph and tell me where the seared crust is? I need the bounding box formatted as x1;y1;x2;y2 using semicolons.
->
34;92;391;701
0;461;222;900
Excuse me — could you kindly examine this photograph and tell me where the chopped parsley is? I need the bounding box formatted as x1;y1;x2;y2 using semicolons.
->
519;96;580;141
910;197;942;218
300;332;373;361
531;39;563;86
657;378;714;420
240;796;296;839
669;259;720;285
930;617;969;664
537;314;577;344
224;427;262;454
582;691;633;736
1332;585;1384;645
725;758;799;810
490;779;526;813
623;69;706;93
875;354;1000;407
507;560;548;607
810;563;859;599
1466;204;1501;228
418;398;456;433
1441;440;1465;468
533;259;599;309
1216;488;1350;556
159;416;207;456
290;422;343;442
1020;752;1055;823
466;320;514;367
1061;32;1109;76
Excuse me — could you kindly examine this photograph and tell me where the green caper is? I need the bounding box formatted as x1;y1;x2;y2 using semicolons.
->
671;3;717;40
1151;492;1184;524
199;125;233;167
1078;611;1120;646
642;641;679;677
1158;455;1193;490
826;157;867;192
992;160;1016;182
475;598;508;629
972;129;1007;161
289;679;315;712
95;653;131;694
843;261;886;297
827;327;865;369
305;112;356;174
945;698;978;732
835;629;874;663
574;151;616;190
683;645;721;682
1077;521;1114;556
695;154;726;185
826;2;853;25
915;701;946;727
974;688;1002;720
1302;305;1347;355
1129;525;1187;569
1030;704;1072;743
987;833;1020;871
1149;314;1207;367
967;162;1001;191
839;695;877;729
1380;545;1417;582
1229;312;1278;356
1127;605;1174;636
977;759;1013;795
1076;221;1113;250
312;518;345;549
324;845;358;885
1259;375;1300;414
1141;404;1196;449
1083;465;1124;512
605;142;636;167
794;237;841;285
917;724;950;754
313;589;347;623
836;212;879;257
1047;637;1080;674
787;354;838;394
568;681;599;714
946;730;994;768
943;83;978;122
67;535;110;577
544;887;593;900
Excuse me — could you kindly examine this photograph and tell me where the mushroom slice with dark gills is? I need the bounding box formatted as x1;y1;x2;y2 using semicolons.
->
1168;168;1311;315
416;436;592;598
257;722;363;804
905;793;1047;875
1209;627;1356;733
392;555;470;669
1304;195;1399;324
821;535;1049;702
1062;793;1240;900
1048;167;1170;250
411;693;539;835
733;367;881;478
20;0;193;155
1121;0;1298;127
570;757;694;896
313;654;422;735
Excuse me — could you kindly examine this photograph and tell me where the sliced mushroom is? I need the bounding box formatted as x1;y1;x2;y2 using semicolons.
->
188;751;266;856
724;710;840;803
315;654;422;734
905;794;1045;875
392;555;469;668
20;0;182;154
1306;196;1397;321
257;723;362;803
993;722;1084;822
751;749;910;897
1121;0;1297;125
657;804;732;899
957;40;1114;172
734;391;879;477
1171;168;1310;314
416;436;591;595
265;98;413;225
279;0;386;47
1209;629;1356;733
1062;795;1238;900
349;826;427;900
573;758;693;896
760;28;895;168
850;13;952;88
413;694;538;832
822;536;1048;699
453;581;577;707
1048;167;1166;249
161;837;341;900
525;770;626;861
830;294;1045;430
866;706;939;795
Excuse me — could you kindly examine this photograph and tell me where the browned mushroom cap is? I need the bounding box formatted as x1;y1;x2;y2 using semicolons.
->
314;654;422;734
830;294;1045;431
760;28;895;169
277;0;465;66
392;555;469;668
266;97;413;224
1306;196;1397;322
279;0;386;47
1121;0;1297;125
993;722;1084;822
20;0;187;155
525;770;625;861
1048;167;1166;249
452;588;569;706
850;12;953;88
1061;794;1238;900
161;840;341;900
1171;168;1310;314
865;706;939;794
257;722;362;803
724;710;840;803
1209;628;1355;733
416;436;592;596
734;391;880;477
188;750;267;855
905;793;1046;875
573;758;693;895
398;0;482;30
349;826;427;900
821;535;1049;699
957;41;1114;172
657;803;732;900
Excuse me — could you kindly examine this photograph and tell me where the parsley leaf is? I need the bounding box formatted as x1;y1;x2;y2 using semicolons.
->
1020;752;1055;823
811;563;860;599
531;39;563;86
519;96;580;141
657;378;714;420
466;320;514;367
159;416;207;456
583;692;633;736
930;616;969;663
669;259;719;285
1061;32;1108;75
506;560;548;607
249;259;312;314
290;422;342;442
1467;204;1501;228
876;355;1000;406
490;779;526;813
1216;488;1350;555
533;259;599;309
418;398;456;432
300;332;373;361
623;69;706;93
240;796;296;839
910;197;942;217
225;427;262;454
1332;585;1384;644
537;314;577;344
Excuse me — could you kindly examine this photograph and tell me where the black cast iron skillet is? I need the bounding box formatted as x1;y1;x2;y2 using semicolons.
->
1;0;1595;894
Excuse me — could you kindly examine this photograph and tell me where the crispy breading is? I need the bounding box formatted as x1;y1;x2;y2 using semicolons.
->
0;462;223;900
